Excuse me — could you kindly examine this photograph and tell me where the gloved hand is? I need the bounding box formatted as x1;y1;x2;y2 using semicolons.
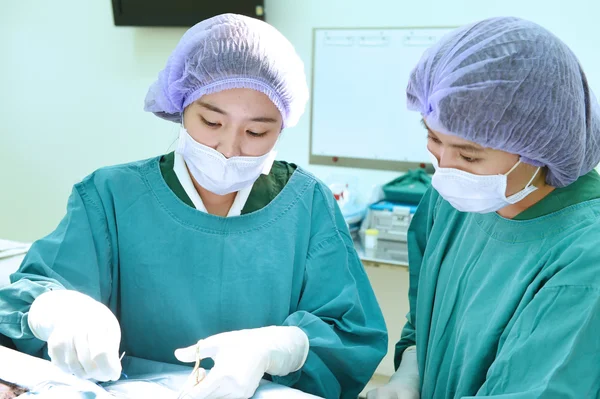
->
366;346;420;399
175;326;309;399
28;289;122;381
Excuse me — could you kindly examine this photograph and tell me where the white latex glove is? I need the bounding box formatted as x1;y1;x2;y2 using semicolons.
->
366;346;420;399
175;326;309;399
28;289;122;382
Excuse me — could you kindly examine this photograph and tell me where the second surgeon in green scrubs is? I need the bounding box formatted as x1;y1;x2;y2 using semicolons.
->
369;16;600;399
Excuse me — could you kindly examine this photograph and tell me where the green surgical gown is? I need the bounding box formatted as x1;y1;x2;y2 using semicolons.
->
395;170;600;398
0;155;387;399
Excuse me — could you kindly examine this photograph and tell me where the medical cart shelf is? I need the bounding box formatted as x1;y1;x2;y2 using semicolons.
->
354;238;409;269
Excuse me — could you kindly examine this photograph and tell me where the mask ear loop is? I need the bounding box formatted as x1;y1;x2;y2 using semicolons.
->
504;159;542;188
506;159;542;191
504;160;522;176
524;167;542;189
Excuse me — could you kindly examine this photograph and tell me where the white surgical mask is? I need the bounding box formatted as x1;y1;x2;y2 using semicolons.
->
430;152;541;214
176;126;276;196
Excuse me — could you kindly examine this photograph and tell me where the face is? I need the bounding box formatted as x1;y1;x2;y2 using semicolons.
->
183;88;283;158
423;119;544;195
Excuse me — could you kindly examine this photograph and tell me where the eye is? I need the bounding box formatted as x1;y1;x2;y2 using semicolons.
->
460;154;479;163
247;130;267;138
427;135;442;144
200;116;220;128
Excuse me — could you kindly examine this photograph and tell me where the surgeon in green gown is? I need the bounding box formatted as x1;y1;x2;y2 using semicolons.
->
368;17;600;399
0;14;387;399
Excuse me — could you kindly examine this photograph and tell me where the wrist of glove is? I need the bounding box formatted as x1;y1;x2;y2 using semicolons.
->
366;346;420;399
28;290;122;382
175;326;309;399
260;325;310;376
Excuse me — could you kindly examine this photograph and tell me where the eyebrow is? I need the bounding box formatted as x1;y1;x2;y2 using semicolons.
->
421;119;484;153
197;101;279;123
450;143;484;153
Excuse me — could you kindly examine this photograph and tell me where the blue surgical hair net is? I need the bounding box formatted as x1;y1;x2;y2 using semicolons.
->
144;14;309;129
407;16;600;187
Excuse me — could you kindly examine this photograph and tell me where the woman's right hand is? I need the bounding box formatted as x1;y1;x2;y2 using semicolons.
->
28;290;122;381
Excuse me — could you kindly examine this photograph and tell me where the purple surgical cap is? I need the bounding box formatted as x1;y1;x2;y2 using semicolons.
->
407;16;600;187
144;14;308;128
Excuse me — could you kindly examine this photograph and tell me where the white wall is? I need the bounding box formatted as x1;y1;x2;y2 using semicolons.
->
1;1;184;241
1;0;599;379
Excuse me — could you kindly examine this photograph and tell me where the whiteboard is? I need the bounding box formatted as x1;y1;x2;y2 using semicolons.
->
310;27;453;171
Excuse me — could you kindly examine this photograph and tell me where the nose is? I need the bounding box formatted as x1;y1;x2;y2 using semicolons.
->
216;130;242;158
437;148;467;170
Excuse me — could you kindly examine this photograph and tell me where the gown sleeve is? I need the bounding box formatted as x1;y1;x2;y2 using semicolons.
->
0;179;115;357
394;188;438;369
274;184;388;399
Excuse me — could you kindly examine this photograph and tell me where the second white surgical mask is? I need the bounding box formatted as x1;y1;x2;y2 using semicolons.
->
430;153;540;214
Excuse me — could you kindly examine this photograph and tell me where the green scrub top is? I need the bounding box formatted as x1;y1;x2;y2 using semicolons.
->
0;156;388;399
396;170;600;398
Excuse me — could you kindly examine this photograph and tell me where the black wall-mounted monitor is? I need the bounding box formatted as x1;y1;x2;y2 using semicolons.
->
111;0;265;27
